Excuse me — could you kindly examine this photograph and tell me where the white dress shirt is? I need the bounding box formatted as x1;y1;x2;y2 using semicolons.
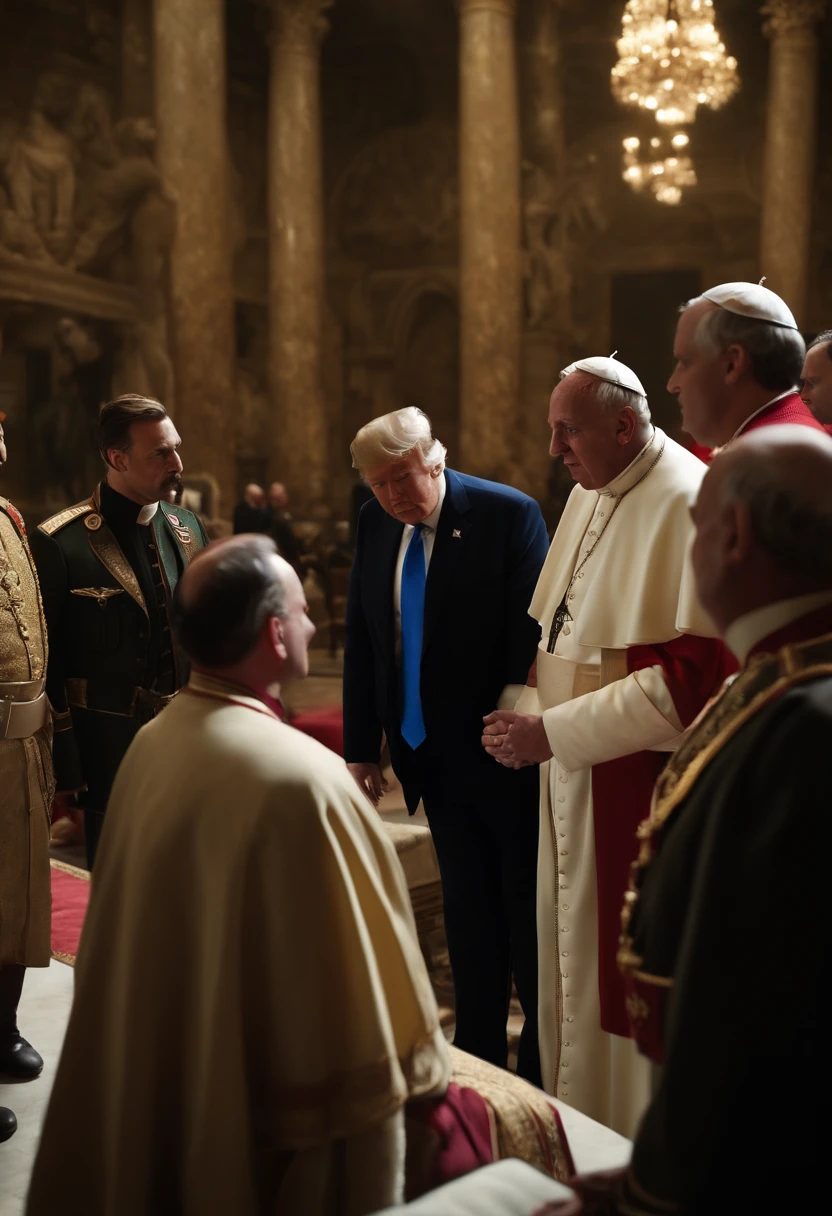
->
724;590;832;662
393;474;446;658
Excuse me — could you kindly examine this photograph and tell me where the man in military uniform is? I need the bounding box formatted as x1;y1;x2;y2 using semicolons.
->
547;425;832;1215
31;394;207;869
0;402;54;1145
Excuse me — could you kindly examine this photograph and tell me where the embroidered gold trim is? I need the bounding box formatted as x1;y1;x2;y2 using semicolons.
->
619;632;832;982
38;499;94;537
87;525;148;617
654;658;832;830
50;858;90;881
631;968;673;989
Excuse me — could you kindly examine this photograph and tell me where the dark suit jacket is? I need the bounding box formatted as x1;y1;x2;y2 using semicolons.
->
344;469;550;811
232;501;270;535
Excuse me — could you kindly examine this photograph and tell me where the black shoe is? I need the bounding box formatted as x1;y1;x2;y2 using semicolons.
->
0;1107;17;1142
0;1032;43;1081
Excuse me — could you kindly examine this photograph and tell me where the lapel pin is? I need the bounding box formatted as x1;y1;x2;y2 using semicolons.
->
453;529;462;539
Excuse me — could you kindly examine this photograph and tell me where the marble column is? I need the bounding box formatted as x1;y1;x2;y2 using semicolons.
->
264;0;331;511
153;0;236;516
518;0;566;503
759;0;827;325
458;0;523;482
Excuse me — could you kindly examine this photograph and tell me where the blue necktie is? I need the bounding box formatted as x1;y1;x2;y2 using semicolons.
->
401;524;427;750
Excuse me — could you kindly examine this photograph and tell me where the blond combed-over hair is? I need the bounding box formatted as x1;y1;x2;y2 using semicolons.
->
350;407;447;474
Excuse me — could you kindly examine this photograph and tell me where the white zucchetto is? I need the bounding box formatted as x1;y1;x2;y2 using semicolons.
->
700;281;799;331
564;355;647;399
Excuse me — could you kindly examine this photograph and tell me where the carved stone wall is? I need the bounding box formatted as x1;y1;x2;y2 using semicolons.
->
3;0;832;524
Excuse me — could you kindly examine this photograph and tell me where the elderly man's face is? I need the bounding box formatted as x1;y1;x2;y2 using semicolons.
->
690;458;736;632
363;448;442;525
800;341;832;425
667;301;732;447
548;374;635;490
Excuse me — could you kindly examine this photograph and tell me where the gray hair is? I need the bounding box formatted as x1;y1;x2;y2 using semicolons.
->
719;459;832;579
171;536;288;667
807;329;832;356
559;364;651;421
684;297;805;392
350;407;447;473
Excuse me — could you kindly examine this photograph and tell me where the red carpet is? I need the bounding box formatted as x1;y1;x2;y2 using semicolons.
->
291;706;344;755
50;859;90;966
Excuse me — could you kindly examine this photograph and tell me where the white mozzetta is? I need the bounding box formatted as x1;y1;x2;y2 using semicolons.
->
529;429;716;649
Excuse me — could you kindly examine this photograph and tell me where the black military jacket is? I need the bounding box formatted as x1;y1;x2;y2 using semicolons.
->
31;482;207;804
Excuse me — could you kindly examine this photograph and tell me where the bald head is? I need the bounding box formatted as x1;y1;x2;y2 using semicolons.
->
243;483;265;508
174;535;298;670
691;426;832;632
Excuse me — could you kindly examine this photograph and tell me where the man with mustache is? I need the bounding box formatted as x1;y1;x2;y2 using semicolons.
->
31;394;207;867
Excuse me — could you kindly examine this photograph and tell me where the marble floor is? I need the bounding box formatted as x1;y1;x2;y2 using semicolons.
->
0;962;74;1215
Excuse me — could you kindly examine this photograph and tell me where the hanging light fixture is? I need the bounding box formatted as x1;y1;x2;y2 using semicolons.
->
612;0;739;123
622;131;697;207
611;0;739;204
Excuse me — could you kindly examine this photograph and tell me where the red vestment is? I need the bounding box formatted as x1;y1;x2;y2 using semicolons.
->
591;635;737;1037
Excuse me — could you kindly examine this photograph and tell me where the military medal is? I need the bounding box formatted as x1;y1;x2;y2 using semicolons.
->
70;587;124;609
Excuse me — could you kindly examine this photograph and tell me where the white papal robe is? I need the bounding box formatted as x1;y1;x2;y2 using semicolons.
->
27;673;450;1216
516;429;724;1137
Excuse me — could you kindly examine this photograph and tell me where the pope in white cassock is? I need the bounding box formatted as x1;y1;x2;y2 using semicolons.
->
483;357;734;1137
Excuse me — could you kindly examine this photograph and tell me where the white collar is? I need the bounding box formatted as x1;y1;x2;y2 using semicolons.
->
724;590;832;662
713;389;796;455
598;428;661;499
137;501;159;525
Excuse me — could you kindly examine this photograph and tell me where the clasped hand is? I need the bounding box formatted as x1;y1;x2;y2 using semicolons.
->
481;709;552;767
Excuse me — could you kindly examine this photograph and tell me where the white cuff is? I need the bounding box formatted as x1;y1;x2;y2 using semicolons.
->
542;666;683;772
513;684;542;716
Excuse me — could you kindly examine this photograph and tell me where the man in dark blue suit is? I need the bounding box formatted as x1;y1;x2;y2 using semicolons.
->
344;407;549;1085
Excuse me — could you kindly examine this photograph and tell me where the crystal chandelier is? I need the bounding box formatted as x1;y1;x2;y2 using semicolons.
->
611;0;739;204
622;131;696;206
611;0;739;125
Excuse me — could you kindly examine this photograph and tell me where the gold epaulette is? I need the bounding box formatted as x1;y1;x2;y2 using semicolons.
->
38;499;94;537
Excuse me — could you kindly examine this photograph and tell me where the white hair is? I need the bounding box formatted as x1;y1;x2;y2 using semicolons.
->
559;364;651;420
350;407;447;473
682;297;805;392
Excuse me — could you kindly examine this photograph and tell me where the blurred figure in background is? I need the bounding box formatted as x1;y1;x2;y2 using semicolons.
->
800;328;832;430
267;480;305;572
232;482;269;535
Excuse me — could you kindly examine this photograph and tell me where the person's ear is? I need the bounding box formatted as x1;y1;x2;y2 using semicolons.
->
268;615;288;662
723;343;750;386
616;407;638;445
108;447;129;474
723;500;753;566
